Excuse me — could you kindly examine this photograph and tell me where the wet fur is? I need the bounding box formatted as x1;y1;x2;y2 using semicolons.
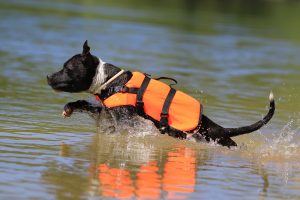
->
47;41;275;147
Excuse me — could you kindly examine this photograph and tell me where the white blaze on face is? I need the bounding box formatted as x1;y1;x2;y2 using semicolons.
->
88;58;107;94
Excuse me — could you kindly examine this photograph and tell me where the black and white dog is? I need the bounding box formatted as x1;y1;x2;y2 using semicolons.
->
47;41;275;147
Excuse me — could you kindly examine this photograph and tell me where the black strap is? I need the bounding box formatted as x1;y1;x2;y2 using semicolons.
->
159;88;176;134
155;77;177;86
113;86;139;94
136;76;151;115
99;86;138;100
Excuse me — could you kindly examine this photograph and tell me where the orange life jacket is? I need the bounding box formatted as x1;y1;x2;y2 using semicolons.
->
96;72;202;132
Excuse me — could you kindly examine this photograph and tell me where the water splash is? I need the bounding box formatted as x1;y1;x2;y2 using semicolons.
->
127;117;160;137
258;119;300;161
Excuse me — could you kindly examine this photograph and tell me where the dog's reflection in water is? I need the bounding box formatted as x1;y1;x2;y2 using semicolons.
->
96;146;196;199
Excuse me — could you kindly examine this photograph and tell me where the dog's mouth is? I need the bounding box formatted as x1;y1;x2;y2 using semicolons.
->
47;75;75;92
48;82;74;92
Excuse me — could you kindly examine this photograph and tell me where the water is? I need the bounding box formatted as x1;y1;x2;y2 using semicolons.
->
1;0;300;199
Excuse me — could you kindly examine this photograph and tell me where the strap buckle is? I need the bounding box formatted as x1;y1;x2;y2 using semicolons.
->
110;86;128;93
120;86;128;93
159;113;169;134
160;113;168;118
160;113;168;126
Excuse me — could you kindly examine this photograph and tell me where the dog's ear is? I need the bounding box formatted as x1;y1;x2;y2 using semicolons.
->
82;40;90;55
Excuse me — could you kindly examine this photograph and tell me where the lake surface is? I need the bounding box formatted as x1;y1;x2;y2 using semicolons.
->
1;0;300;199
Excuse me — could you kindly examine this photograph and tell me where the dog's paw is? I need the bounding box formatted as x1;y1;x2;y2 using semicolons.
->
62;104;74;118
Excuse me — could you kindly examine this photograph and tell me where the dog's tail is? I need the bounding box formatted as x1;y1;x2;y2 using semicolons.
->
223;92;275;138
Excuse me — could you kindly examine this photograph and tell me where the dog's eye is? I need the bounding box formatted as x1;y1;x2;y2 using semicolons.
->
64;68;73;76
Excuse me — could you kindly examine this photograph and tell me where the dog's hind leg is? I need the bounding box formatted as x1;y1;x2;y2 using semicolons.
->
62;100;102;118
197;115;237;147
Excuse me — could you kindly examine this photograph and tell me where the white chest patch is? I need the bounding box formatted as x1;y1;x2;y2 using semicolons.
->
88;58;107;94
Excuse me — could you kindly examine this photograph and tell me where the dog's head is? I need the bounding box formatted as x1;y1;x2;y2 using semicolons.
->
47;41;121;93
47;41;99;92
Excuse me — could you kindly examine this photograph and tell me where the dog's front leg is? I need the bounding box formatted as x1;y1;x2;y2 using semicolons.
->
62;100;102;118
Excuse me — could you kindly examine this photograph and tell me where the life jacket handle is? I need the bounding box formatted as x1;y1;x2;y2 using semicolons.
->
155;77;178;86
143;73;178;86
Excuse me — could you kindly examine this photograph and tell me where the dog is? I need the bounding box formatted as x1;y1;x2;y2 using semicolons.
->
47;41;275;147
